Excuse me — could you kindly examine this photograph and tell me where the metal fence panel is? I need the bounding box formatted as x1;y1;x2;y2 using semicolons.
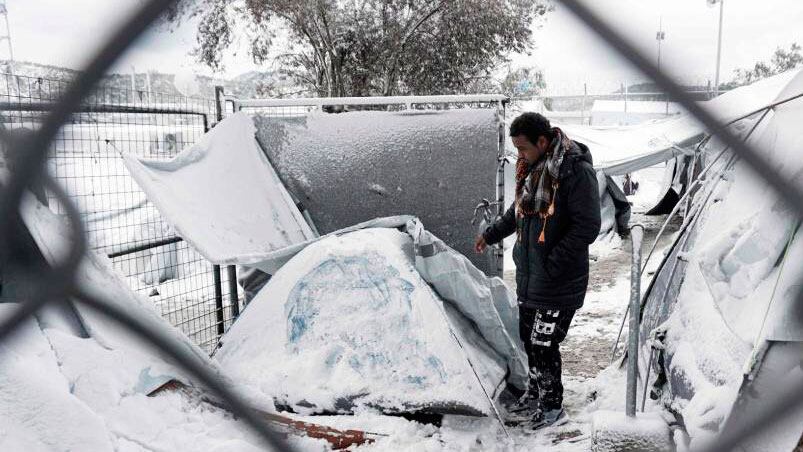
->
0;72;239;353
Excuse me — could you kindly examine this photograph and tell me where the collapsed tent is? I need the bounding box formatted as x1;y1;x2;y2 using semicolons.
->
631;68;803;450
216;217;526;416
0;187;247;448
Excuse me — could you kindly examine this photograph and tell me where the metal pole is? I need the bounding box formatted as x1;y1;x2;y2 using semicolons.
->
495;101;506;275
214;86;225;123
622;80;627;113
213;265;224;335
582;83;587;125
714;0;724;96
656;16;664;72
227;265;240;318
626;224;644;417
2;2;14;66
211;86;226;328
657;38;661;72
107;236;183;259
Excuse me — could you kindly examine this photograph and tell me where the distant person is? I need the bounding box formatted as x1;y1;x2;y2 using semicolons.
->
475;112;601;429
623;173;639;196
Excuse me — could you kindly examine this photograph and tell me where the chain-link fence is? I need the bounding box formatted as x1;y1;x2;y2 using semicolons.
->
0;72;241;354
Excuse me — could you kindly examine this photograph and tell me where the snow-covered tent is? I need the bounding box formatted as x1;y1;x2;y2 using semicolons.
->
215;217;527;416
0;183;271;449
632;68;803;450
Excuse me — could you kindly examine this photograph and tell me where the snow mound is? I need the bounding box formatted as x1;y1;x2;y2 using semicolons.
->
591;410;671;452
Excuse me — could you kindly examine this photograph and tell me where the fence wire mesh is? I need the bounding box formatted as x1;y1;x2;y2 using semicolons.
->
0;72;239;354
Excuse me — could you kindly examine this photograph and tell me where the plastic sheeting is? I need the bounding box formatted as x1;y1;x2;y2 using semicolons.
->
18;191;213;380
407;218;527;391
122;113;316;272
252;108;502;276
721;341;803;452
561;69;803;177
596;172;631;235
634;69;803;445
215;216;526;415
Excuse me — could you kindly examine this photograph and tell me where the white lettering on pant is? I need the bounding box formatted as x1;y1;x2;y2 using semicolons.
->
532;310;561;347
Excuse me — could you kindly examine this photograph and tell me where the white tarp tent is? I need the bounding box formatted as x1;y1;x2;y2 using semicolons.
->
215;217;527;414
216;217;527;415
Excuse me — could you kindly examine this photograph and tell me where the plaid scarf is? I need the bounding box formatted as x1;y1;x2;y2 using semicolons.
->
515;128;571;242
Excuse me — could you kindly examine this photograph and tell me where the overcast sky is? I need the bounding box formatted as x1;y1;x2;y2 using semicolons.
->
4;0;802;95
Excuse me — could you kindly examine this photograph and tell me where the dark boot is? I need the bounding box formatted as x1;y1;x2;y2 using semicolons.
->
528;407;568;430
502;390;541;425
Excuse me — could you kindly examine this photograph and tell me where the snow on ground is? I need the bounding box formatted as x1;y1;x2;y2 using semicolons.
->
0;304;300;452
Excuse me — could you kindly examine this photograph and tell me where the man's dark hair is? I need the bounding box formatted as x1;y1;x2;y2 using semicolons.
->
509;112;554;144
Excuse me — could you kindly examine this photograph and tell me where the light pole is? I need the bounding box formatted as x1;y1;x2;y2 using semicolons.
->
0;0;14;68
656;17;666;71
707;0;725;96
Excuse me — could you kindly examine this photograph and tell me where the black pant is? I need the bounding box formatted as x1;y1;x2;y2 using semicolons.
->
519;306;575;411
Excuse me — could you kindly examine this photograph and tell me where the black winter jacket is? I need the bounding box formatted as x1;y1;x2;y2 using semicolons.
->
484;141;601;310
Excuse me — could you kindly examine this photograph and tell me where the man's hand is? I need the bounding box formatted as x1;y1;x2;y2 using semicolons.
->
474;235;487;254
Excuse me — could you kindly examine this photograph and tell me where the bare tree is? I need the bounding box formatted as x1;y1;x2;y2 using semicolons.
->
726;43;802;88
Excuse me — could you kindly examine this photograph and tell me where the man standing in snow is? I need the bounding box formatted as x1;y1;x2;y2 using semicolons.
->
475;112;601;428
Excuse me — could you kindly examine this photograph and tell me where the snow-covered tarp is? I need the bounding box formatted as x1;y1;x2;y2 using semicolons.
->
560;69;803;177
123;108;503;277
0;187;290;450
635;68;803;449
251;108;502;276
122;112;316;273
215;216;527;416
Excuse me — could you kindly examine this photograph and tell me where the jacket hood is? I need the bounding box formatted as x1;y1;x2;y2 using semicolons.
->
559;137;594;179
